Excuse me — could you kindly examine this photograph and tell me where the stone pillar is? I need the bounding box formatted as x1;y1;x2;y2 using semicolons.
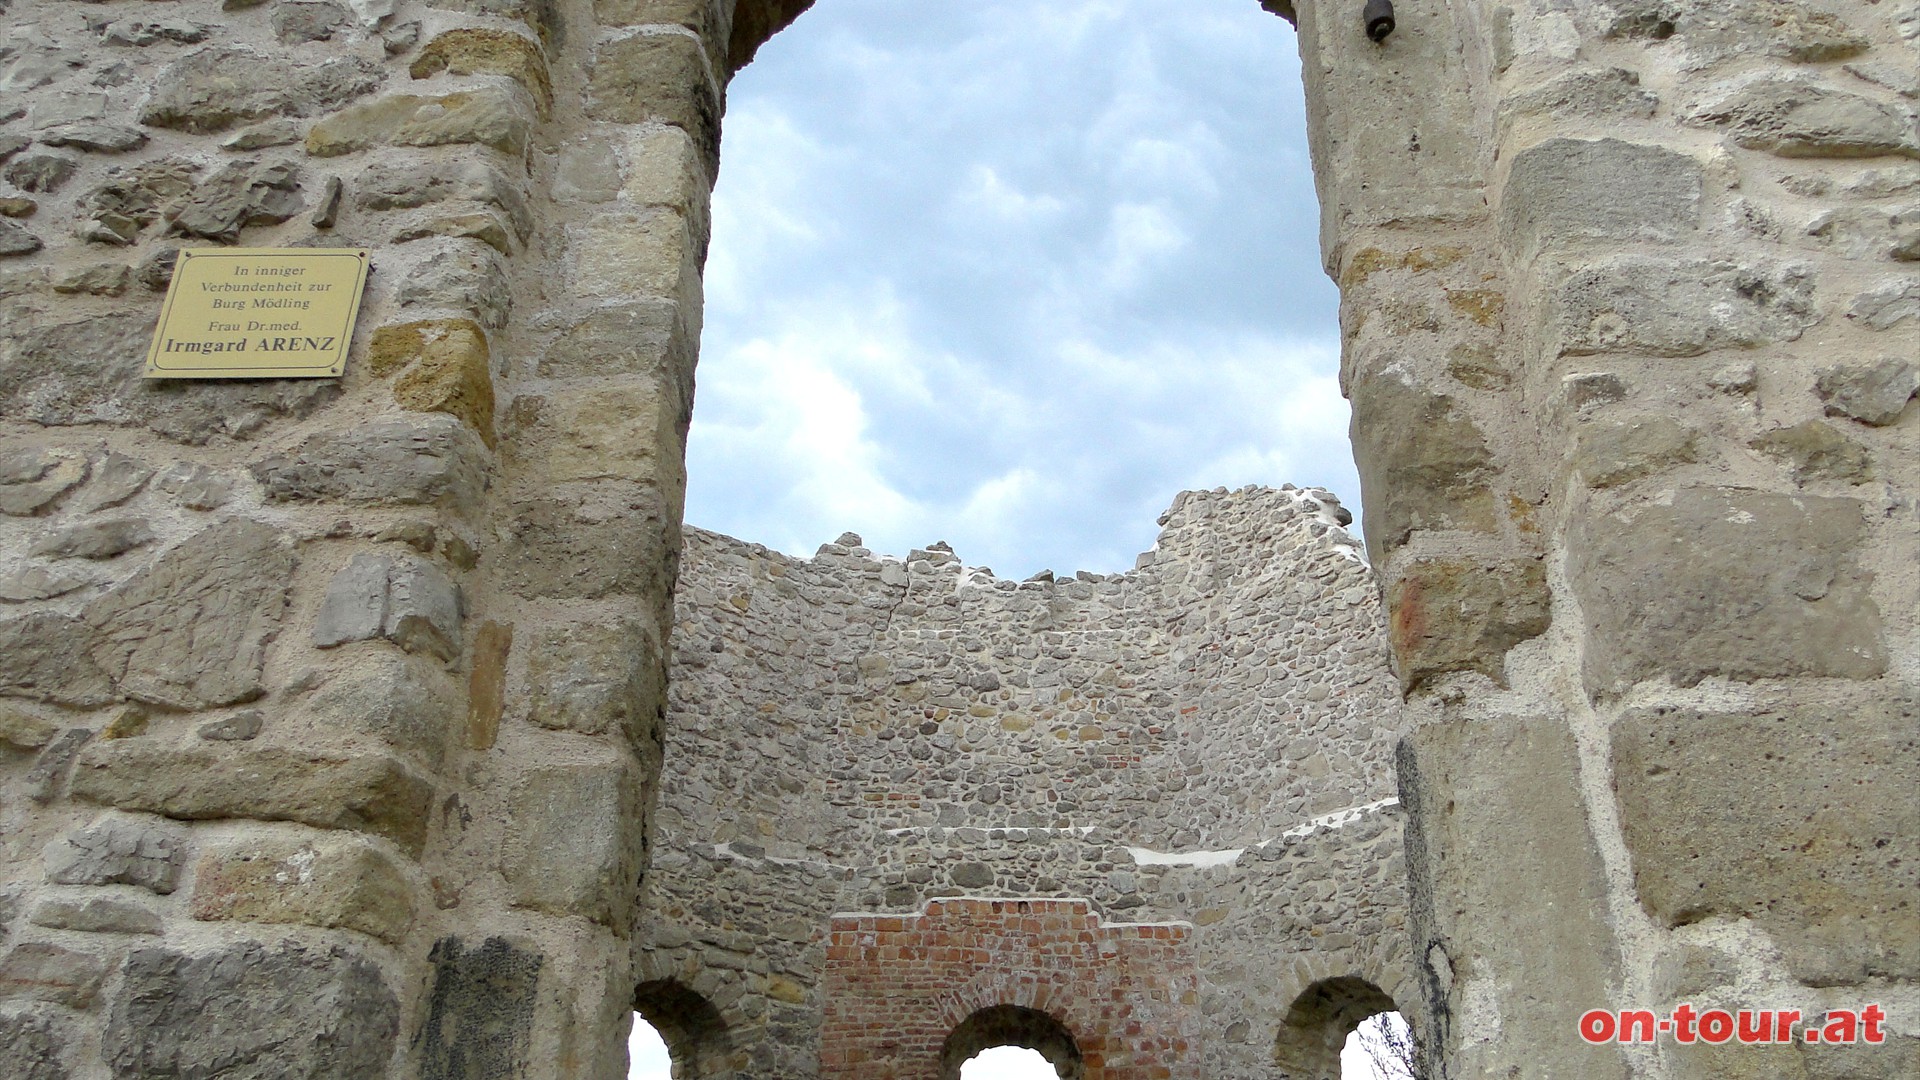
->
0;0;701;1074
1300;1;1920;1077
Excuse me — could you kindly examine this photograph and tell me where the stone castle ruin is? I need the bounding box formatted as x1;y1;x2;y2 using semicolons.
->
0;0;1915;1078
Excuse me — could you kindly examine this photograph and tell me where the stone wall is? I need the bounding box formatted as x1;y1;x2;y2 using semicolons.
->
1296;1;1920;1077
0;0;703;1073
2;0;1919;1076
642;486;1412;1078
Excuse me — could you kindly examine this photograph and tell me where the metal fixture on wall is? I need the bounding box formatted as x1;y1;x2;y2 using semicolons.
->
1365;0;1397;41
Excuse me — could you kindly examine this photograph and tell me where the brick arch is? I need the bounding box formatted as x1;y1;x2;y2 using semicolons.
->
939;1004;1085;1080
1272;974;1405;1080
634;977;738;1080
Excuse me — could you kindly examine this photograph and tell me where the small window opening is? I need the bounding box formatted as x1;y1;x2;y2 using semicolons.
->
1341;1011;1417;1080
961;1044;1062;1079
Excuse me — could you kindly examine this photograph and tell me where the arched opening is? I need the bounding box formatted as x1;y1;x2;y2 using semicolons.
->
631;980;735;1080
1341;1011;1418;1080
940;1005;1085;1080
1274;976;1419;1080
696;0;1349;576
628;1014;672;1079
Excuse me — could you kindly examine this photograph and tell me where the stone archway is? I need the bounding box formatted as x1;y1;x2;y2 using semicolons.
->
940;1005;1085;1080
634;978;737;1080
1272;975;1402;1080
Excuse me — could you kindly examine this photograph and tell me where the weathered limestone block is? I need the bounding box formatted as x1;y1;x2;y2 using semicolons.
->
32;518;153;560
313;552;464;660
397;247;512;327
0;613;118;707
76;452;153;512
40;124;148;155
0;1009;74;1080
355;159;531;239
1349;380;1497;553
191;830;417;945
0;706;59;751
305;86;537;158
0;447;87;516
1614;700;1920;985
1690;78;1920;159
0;219;43;257
526;617;660;744
273;1;349;43
415;936;543;1080
541;301;692;388
23;729;96;803
1750;420;1874;484
44;815;188;894
0;943;109;1008
1816;358;1918;424
169;160;304;244
1848;276;1920;330
51;262;132;297
410;28;552;112
0;312;339;443
68;742;435;855
1500;138;1701;259
1387;559;1550;692
1;155;75;195
565;208;696;302
77;158;200;246
1399;716;1627;1080
1573;415;1700;488
102;942;398;1080
85;520;294;710
425;0;557;40
1499;68;1658;131
506;381;681;484
503;756;640;925
1550;257;1818;356
1570;488;1885;693
94;16;215;48
551;140;621;203
140;47;385;134
303;650;460;766
29;895;164;935
496;496;677;600
367;319;496;445
253;413;489;509
586;31;718;154
392;211;520;255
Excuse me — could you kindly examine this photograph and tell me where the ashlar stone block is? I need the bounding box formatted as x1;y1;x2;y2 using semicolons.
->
102;942;398;1080
1570;487;1885;694
1500;138;1702;260
1614;699;1920;985
191;830;418;945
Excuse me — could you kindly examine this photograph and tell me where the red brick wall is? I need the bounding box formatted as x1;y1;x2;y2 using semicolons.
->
819;899;1200;1079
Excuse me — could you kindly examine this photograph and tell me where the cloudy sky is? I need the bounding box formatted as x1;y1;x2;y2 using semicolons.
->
684;0;1353;580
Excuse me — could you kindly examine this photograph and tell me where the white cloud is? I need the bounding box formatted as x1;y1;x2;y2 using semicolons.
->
687;0;1347;576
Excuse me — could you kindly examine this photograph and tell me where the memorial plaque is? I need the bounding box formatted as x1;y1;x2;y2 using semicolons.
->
144;247;371;379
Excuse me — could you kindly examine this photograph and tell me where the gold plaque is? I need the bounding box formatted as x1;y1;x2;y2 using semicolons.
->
144;247;371;379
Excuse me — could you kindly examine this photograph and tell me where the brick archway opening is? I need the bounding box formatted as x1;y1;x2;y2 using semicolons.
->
1273;975;1402;1080
634;979;735;1080
939;1004;1085;1080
